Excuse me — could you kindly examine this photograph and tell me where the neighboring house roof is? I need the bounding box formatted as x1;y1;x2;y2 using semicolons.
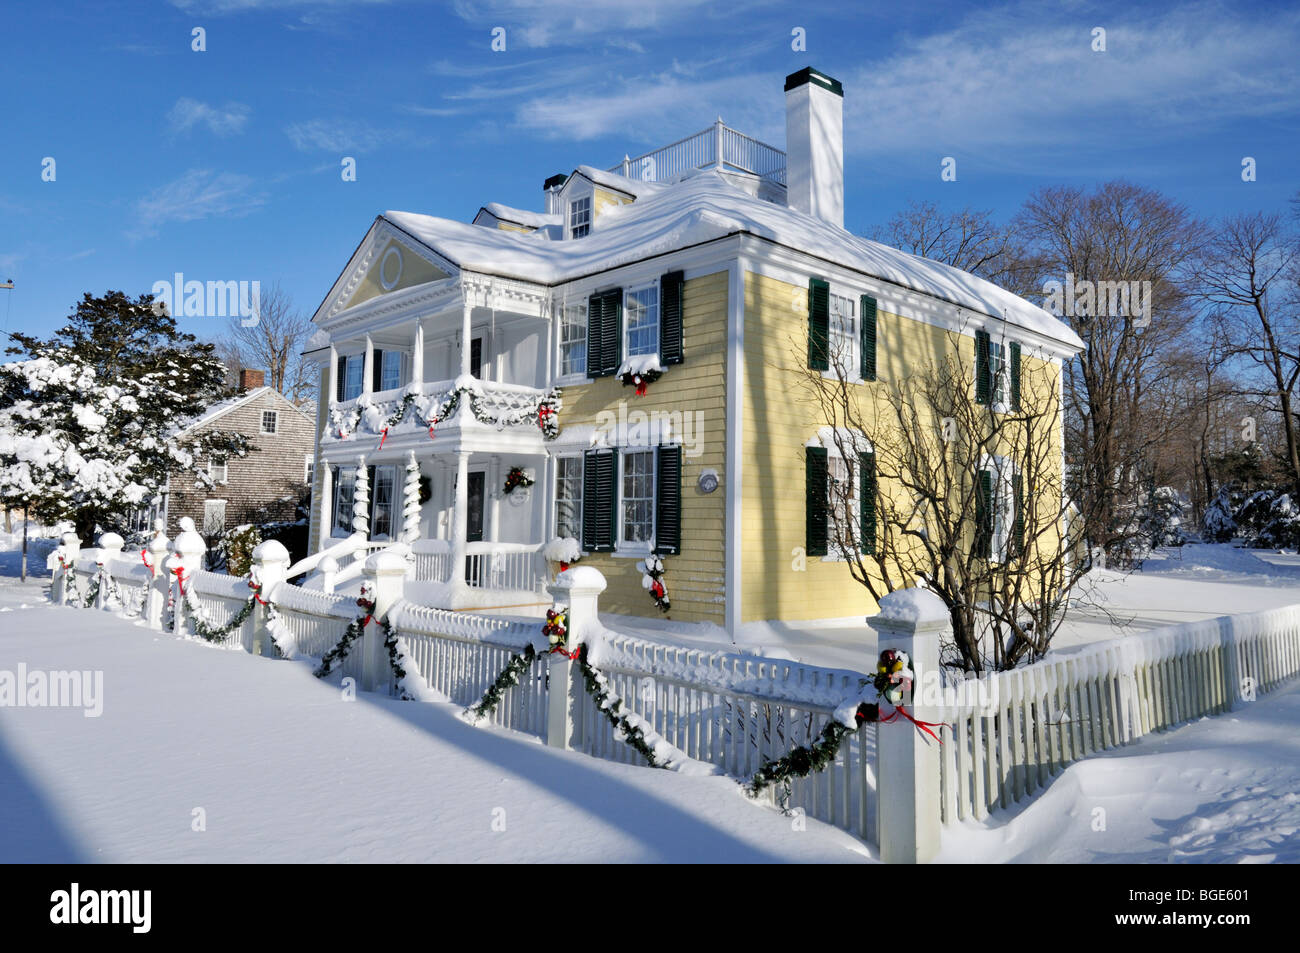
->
176;387;314;437
383;167;1084;350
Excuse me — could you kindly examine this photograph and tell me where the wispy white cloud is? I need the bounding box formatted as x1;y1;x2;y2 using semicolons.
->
449;0;746;49
130;170;266;239
284;118;395;152
169;0;389;13
166;98;251;137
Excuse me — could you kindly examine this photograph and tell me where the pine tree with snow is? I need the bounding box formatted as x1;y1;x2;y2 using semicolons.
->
400;452;421;544
1202;486;1238;543
0;291;248;540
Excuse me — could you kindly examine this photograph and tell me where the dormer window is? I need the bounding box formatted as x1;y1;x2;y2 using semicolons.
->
569;196;591;238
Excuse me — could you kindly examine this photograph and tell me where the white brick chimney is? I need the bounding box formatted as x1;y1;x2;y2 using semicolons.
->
784;67;844;228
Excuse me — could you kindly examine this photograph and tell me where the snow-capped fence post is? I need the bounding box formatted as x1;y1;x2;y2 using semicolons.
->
869;589;946;865
94;532;124;610
360;550;408;692
545;567;606;752
48;532;81;605
250;539;290;657
168;519;207;638
143;522;170;630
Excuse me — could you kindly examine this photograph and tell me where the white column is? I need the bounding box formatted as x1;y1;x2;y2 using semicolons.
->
318;465;334;548
449;451;470;586
870;589;946;865
411;321;425;394
328;344;338;406
488;453;501;544
460;300;473;379
144;524;169;628
362;335;374;396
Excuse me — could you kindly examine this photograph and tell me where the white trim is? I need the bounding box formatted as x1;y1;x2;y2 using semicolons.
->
379;244;404;291
725;256;745;639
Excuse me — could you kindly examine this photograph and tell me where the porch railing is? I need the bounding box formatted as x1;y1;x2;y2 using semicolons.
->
409;539;546;593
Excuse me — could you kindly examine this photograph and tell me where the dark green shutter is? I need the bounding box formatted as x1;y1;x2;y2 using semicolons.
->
1011;470;1025;558
808;277;830;371
860;295;877;381
335;356;345;402
1009;341;1021;410
975;330;991;405
974;468;993;559
859;451;876;556
587;289;622;377
582;449;616;551
654;445;682;555
806;446;829;557
371;350;384;392
660;271;684;365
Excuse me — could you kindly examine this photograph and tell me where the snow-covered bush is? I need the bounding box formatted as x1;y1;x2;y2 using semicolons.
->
1201;486;1239;542
216;525;262;576
1236;490;1300;550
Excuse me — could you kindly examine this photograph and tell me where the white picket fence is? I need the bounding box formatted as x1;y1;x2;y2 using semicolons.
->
935;604;1300;826
49;535;1300;861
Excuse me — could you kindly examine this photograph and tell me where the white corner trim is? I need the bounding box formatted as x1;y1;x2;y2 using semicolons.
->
724;256;746;640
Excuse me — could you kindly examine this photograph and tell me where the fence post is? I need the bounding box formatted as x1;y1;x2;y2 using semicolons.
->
94;532;124;610
870;588;946;865
143;522;170;630
545;566;606;751
251;539;290;656
361;550;408;692
167;518;206;637
48;532;81;604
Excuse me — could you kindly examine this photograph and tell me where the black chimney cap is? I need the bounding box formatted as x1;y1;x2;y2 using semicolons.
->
784;67;843;97
543;173;568;191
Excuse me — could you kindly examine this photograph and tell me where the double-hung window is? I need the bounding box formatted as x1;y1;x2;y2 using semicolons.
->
379;350;403;392
624;285;659;358
371;465;397;540
555;456;583;540
827;293;856;373
208;456;228;485
332;467;356;535
620;450;655;548
342;355;364;401
569;196;591;238
559;304;588;378
976;455;1022;562
261;410;278;434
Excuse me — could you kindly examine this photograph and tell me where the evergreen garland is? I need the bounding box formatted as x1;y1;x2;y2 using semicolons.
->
744;705;876;799
381;617;414;701
80;571;101;608
332;385;562;443
185;588;258;644
575;647;664;768
466;644;539;720
313;599;376;678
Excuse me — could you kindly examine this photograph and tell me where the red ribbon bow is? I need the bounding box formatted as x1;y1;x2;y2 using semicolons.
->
377;427;389;449
879;704;947;744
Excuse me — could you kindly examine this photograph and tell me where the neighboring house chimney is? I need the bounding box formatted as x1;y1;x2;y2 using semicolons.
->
239;368;266;390
784;67;844;228
544;173;567;215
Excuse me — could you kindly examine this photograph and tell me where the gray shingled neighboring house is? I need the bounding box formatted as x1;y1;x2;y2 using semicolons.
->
132;370;316;547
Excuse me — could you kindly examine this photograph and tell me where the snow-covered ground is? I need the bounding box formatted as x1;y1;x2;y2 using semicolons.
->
0;577;868;863
939;678;1300;863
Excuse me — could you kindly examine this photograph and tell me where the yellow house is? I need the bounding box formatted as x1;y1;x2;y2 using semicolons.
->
302;67;1083;637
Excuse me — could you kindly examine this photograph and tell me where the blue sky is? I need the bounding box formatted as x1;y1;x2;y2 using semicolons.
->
2;0;1296;342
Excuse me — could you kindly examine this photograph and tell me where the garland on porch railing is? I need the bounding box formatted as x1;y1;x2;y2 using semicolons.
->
332;385;563;443
743;649;947;800
313;592;376;678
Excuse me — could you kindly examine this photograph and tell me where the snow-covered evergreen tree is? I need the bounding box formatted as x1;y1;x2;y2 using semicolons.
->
1;292;247;540
1202;486;1238;542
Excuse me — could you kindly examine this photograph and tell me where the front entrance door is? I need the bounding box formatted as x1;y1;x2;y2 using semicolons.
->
465;470;485;586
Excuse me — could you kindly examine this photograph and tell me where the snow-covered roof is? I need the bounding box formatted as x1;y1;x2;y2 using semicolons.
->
175;386;311;436
385;169;1083;350
479;203;561;230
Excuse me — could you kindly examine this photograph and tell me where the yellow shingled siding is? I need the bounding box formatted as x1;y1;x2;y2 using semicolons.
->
740;271;1064;625
558;269;728;624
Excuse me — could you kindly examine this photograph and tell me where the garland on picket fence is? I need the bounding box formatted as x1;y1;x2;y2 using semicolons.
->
80;572;101;608
466;644;539;720
313;595;376;678
381;617;414;701
183;581;261;645
575;646;663;768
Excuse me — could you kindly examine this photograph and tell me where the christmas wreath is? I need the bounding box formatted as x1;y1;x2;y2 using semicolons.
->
503;466;535;496
621;368;662;396
638;555;670;612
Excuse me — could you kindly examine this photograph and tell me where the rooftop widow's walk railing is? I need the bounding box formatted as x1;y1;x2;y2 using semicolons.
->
610;119;787;187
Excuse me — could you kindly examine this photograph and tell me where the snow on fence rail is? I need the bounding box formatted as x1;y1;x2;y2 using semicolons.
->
937;604;1300;827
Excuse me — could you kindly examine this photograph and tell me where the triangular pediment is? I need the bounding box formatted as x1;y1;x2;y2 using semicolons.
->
313;218;458;325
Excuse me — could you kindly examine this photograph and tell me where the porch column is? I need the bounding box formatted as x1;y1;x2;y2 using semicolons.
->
411;321;425;394
327;344;338;406
449;451;470;586
363;334;374;396
460;300;473;378
318;465;334;551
